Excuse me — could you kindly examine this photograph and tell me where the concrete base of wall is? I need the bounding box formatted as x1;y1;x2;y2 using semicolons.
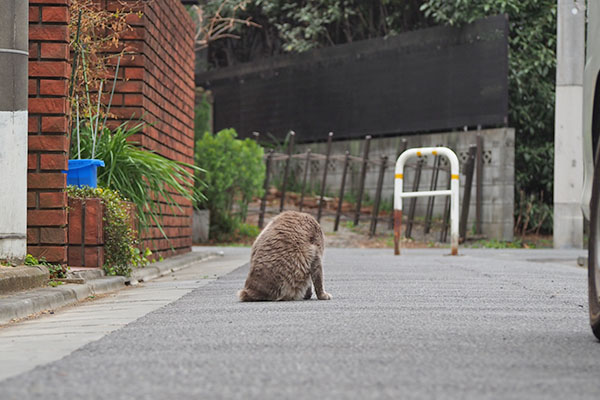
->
192;209;210;243
554;85;584;249
0;111;27;261
553;203;584;249
0;265;48;295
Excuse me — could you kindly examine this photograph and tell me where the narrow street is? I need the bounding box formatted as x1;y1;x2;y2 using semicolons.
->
1;247;598;399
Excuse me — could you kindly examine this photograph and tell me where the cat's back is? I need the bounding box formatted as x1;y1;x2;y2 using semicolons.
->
252;211;323;260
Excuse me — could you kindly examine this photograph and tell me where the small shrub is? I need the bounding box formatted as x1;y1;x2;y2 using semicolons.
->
66;186;150;276
195;129;265;238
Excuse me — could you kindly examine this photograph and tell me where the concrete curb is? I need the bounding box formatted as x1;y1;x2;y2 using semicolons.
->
0;250;221;325
0;265;49;295
127;250;223;285
0;276;126;325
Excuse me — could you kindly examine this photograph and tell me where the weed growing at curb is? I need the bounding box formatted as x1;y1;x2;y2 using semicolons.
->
24;254;69;286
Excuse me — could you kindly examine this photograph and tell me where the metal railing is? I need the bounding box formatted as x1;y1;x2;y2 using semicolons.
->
394;147;460;255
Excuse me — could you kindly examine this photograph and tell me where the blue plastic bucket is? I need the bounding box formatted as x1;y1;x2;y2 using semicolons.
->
64;159;105;188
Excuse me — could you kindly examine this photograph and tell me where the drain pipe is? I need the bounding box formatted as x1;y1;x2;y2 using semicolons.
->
0;1;28;262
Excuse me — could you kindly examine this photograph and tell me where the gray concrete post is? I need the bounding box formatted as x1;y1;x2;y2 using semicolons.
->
554;0;585;248
0;1;28;261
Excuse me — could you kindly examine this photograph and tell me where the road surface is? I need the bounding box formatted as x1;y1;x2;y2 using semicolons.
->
0;247;598;399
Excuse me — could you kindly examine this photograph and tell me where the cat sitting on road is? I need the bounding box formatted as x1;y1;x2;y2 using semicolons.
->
238;211;332;301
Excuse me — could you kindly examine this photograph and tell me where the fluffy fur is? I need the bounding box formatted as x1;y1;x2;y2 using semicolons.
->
238;211;332;301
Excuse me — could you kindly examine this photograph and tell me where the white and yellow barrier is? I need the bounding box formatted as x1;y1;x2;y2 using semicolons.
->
394;147;460;255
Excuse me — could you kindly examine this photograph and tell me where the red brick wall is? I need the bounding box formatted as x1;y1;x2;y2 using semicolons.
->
26;0;195;263
27;0;70;263
108;0;196;258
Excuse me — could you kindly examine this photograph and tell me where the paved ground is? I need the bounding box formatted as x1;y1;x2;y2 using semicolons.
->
1;247;599;399
0;247;249;381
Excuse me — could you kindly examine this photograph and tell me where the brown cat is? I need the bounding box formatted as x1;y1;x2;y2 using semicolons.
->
238;211;332;301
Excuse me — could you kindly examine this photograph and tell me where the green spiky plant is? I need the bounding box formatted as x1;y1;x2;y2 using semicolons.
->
73;120;205;239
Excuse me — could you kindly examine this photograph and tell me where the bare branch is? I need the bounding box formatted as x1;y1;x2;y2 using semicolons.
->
191;1;260;51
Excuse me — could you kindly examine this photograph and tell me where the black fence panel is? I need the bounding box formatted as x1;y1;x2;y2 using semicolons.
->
197;15;509;142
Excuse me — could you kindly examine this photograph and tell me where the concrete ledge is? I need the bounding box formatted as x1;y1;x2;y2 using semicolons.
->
0;276;125;325
0;266;49;295
128;250;222;285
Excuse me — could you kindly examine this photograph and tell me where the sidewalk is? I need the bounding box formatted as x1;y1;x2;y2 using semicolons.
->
0;247;251;382
0;248;224;325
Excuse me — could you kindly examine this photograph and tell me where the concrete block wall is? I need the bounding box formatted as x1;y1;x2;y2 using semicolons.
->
295;128;515;241
27;0;70;263
107;0;196;258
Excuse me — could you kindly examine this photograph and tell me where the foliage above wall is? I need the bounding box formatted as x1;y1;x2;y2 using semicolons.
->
421;0;557;201
203;0;429;66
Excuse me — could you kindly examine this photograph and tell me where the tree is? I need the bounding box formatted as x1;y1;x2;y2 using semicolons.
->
204;1;428;66
421;0;556;233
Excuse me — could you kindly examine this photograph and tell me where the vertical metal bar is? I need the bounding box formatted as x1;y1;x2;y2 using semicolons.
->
476;132;483;234
279;131;295;212
258;150;274;229
405;158;423;238
440;170;451;243
394;210;402;255
299;149;311;212
369;155;388;237
389;139;408;229
317;132;334;222
334;151;350;232
424;155;441;233
459;145;477;241
353;135;371;226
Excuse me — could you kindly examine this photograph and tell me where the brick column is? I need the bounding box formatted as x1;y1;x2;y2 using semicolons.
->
108;0;195;259
27;1;70;263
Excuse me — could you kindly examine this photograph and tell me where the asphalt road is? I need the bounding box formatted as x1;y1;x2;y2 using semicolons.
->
1;248;599;400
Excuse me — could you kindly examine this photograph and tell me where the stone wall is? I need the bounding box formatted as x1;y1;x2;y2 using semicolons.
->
294;128;515;241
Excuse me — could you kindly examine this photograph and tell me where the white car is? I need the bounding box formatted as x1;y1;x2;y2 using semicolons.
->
581;1;600;340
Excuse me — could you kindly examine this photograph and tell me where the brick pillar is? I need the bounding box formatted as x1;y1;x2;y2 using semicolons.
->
107;0;195;259
27;1;70;263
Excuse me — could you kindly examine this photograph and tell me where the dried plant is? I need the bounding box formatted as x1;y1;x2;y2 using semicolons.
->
68;0;141;124
190;0;259;51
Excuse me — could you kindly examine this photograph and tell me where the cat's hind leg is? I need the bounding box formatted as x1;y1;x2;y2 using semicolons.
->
310;255;332;300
